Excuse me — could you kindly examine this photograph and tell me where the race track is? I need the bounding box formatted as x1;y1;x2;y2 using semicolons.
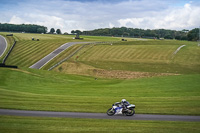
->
29;42;89;69
0;109;200;122
0;35;7;57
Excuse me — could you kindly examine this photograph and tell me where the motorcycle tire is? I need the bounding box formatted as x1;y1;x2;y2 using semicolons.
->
126;108;135;116
107;108;115;116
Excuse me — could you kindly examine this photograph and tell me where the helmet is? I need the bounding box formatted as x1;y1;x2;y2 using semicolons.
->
121;99;126;102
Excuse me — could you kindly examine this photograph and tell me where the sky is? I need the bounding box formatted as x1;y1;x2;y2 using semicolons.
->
0;0;200;33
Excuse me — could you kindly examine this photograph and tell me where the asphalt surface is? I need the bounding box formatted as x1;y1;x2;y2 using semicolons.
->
0;109;200;122
0;35;7;57
29;42;89;69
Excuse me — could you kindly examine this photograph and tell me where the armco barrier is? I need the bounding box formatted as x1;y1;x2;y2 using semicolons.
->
0;63;17;68
2;40;16;64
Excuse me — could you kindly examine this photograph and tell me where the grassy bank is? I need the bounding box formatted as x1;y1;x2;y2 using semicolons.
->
0;33;199;132
0;115;199;133
0;68;199;115
3;33;120;68
55;40;200;79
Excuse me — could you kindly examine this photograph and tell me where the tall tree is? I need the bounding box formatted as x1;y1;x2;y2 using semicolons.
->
71;30;75;34
50;28;55;34
75;30;81;35
56;29;61;34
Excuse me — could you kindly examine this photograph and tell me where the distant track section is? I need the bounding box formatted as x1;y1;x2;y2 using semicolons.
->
171;45;186;58
0;109;200;122
48;43;89;70
0;35;7;57
29;42;89;69
48;41;119;70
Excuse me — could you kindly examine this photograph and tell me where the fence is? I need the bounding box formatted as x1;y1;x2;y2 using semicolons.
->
0;63;17;68
2;40;17;64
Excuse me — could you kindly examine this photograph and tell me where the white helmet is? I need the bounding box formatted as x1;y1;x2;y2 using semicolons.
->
121;99;126;102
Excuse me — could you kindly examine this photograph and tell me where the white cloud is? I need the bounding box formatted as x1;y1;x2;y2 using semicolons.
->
109;23;114;28
9;15;24;24
118;3;200;30
1;0;200;32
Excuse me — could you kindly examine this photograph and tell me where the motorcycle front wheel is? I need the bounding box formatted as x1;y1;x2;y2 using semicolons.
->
126;108;135;116
107;108;115;116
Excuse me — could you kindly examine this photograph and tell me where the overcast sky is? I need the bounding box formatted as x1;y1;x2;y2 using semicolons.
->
0;0;200;33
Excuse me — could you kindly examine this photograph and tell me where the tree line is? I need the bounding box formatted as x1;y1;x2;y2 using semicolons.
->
72;27;199;41
0;23;198;41
0;23;63;34
0;23;47;33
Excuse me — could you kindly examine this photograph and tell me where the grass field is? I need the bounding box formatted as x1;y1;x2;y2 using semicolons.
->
0;115;199;133
55;40;200;79
0;32;199;132
0;33;199;114
0;68;199;115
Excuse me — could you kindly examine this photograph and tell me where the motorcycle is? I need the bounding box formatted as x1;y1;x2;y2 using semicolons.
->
107;102;135;116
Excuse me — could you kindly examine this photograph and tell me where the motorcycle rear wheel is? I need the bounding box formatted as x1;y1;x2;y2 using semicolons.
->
107;108;115;116
126;108;135;116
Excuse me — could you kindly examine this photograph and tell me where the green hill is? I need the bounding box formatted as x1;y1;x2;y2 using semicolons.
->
1;33;120;68
2;32;199;77
0;32;200;132
0;67;200;115
54;40;200;78
0;32;199;115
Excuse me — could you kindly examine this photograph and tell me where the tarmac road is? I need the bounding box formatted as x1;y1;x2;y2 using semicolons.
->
0;109;200;122
0;35;7;57
29;42;89;69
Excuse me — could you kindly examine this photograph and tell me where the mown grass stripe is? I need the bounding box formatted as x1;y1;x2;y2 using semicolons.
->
119;47;133;60
7;40;66;67
13;43;41;57
134;47;146;59
7;44;46;65
111;46;126;60
19;44;58;67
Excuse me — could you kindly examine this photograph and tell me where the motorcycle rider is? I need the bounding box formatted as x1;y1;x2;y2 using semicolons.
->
121;99;130;111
